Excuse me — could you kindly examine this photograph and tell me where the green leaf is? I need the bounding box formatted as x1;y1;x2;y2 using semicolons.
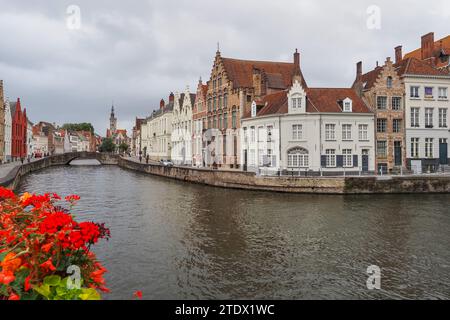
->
44;275;61;287
79;288;100;300
33;284;52;299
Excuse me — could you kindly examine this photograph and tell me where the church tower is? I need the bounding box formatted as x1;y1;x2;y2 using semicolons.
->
110;105;117;135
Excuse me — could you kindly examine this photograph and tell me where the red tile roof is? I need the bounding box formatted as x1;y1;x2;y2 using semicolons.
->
306;88;371;113
243;87;371;119
221;57;307;89
404;35;450;69
360;66;383;90
394;57;448;76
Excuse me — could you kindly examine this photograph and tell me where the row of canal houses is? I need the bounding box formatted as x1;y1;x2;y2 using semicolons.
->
0;80;98;163
136;33;450;175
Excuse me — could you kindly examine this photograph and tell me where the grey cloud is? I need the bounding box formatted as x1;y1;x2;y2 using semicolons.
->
0;0;449;135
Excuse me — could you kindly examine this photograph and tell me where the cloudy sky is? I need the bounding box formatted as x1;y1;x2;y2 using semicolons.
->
0;0;449;136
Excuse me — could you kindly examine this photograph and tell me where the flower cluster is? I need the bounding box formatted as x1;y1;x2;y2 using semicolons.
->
0;187;110;300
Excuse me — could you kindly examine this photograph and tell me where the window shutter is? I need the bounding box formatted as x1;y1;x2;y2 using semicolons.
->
353;155;358;167
321;155;326;167
336;155;344;167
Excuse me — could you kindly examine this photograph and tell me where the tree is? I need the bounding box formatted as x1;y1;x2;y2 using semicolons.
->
118;143;129;154
62;123;95;133
99;138;116;153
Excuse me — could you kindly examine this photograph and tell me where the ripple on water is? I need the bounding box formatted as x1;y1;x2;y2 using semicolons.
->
16;165;450;300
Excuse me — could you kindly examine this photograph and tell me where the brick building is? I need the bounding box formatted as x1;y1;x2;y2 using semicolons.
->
204;49;305;168
192;78;208;167
11;98;28;160
353;55;406;174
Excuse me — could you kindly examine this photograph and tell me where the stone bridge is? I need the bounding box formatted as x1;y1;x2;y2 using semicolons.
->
50;152;120;165
0;152;120;189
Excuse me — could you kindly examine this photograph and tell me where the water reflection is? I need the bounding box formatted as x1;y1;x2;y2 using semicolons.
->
17;165;450;300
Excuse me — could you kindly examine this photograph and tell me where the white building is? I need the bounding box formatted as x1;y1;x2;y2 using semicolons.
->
171;88;195;165
4;98;12;162
27;120;34;158
241;79;375;175
64;130;72;153
141;94;174;161
397;57;450;173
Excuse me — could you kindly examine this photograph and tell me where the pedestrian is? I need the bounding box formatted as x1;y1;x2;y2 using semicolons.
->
146;155;149;164
139;155;142;163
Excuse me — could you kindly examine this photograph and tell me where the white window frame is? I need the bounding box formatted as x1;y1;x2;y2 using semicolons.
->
287;148;309;168
411;108;420;128
411;138;419;158
342;149;353;168
425;108;434;128
325;124;336;141
342;124;352;141
410;86;420;98
377;96;387;109
438;87;448;100
425;138;434;158
292;124;303;140
358;124;369;141
325;149;336;168
439;108;448;128
392;97;402;110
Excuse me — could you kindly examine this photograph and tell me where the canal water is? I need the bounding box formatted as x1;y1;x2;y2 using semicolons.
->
17;162;450;300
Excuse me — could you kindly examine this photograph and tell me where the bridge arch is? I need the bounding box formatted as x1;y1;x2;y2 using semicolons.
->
46;152;120;166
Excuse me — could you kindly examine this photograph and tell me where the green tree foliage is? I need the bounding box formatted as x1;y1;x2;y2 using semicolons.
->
99;138;116;153
118;143;129;153
62;123;95;133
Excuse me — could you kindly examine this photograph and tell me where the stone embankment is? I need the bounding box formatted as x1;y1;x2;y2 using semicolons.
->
1;153;449;194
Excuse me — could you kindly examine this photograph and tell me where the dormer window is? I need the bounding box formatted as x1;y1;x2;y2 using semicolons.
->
343;98;353;112
288;80;307;114
292;96;302;109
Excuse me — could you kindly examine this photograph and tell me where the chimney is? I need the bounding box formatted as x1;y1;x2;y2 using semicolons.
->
169;92;175;103
160;99;165;110
252;68;262;98
356;61;362;80
294;49;300;68
421;32;434;60
395;46;403;64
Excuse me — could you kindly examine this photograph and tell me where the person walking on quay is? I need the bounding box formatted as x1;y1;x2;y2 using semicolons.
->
146;154;149;164
139;155;142;163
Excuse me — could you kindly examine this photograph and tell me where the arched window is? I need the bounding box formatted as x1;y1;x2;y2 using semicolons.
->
387;76;393;88
287;147;309;168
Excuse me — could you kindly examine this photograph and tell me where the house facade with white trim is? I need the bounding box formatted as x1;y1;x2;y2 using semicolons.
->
171;88;195;165
241;74;375;175
141;93;174;161
396;58;450;173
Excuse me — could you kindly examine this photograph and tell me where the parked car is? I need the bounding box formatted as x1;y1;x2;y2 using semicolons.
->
160;159;174;167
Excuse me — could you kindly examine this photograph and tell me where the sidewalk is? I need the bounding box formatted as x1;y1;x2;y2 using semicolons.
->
0;158;45;186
